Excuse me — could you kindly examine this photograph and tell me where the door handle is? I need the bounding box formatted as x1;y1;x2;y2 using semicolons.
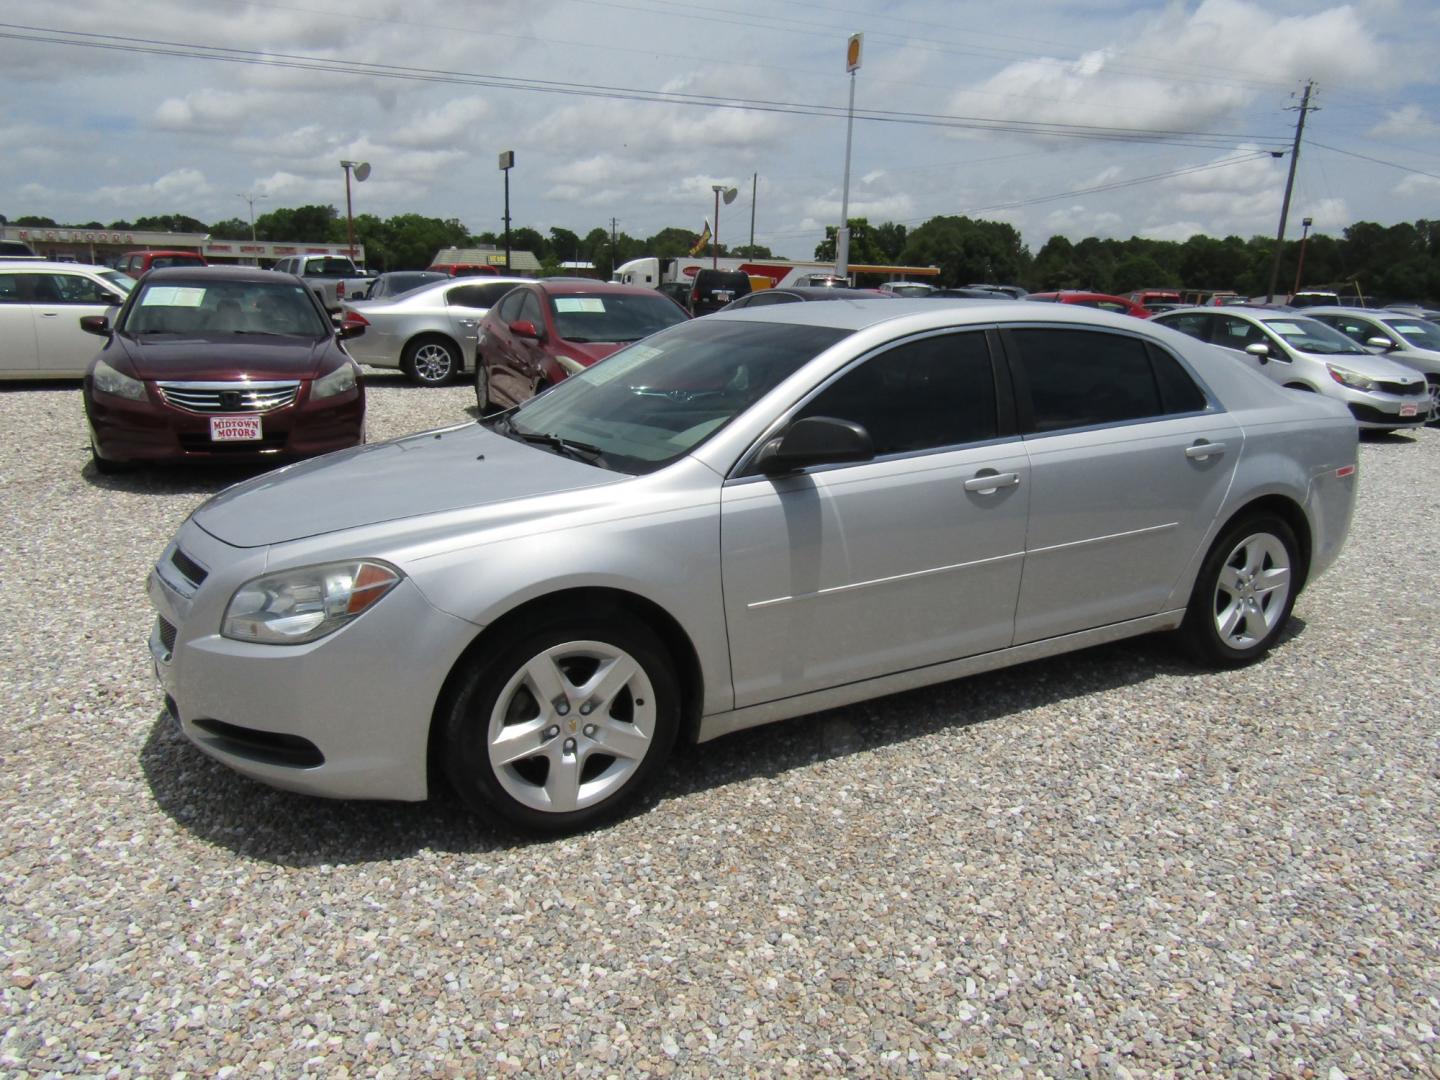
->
964;470;1020;494
1185;440;1227;460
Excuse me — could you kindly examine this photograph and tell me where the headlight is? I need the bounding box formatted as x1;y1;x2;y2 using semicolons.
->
1326;364;1377;392
92;358;147;401
312;362;358;399
223;560;401;645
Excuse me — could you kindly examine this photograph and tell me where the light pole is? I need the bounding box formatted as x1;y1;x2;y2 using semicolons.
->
236;192;268;241
711;184;737;269
836;32;862;279
498;151;515;272
339;160;370;260
1292;216;1314;295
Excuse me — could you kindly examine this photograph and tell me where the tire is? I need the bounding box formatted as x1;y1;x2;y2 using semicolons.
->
89;439;131;475
1179;514;1300;668
402;337;460;386
442;613;680;832
1426;375;1440;426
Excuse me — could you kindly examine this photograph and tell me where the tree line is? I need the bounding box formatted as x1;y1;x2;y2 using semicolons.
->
6;207;1438;301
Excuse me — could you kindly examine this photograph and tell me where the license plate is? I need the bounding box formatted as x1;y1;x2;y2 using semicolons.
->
715;291;732;301
1399;404;1418;417
210;415;262;441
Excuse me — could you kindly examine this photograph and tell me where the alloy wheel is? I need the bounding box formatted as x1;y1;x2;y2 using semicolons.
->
1212;531;1292;650
413;342;455;384
486;640;657;814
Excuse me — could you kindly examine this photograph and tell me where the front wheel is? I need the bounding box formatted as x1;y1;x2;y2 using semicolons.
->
402;337;460;386
442;615;680;832
1426;375;1439;426
475;356;495;414
1179;515;1299;668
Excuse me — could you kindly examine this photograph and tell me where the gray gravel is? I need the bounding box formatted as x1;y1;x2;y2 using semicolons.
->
1;372;1437;1076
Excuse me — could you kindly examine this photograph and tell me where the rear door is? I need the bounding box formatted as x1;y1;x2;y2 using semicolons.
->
1000;325;1241;642
445;281;515;360
0;271;40;374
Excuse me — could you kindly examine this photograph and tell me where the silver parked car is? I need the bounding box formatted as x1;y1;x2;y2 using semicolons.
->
0;260;135;378
149;302;1358;831
1151;307;1428;432
340;276;530;386
1304;307;1440;424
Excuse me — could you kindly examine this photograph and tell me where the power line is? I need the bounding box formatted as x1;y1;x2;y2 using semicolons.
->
0;23;1288;151
1305;140;1440;183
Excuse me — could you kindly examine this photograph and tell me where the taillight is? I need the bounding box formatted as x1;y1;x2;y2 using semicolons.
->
342;309;369;330
691;289;700;303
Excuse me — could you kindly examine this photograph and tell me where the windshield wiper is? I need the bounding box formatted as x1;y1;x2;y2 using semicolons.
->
509;429;606;463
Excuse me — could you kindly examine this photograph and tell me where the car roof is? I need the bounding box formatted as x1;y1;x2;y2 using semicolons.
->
533;279;665;295
121;249;202;257
776;286;891;299
0;259;120;273
709;296;1159;335
144;265;302;284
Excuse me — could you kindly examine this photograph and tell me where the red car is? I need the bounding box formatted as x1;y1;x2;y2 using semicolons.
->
82;266;365;472
1023;291;1152;318
118;250;207;276
474;280;690;411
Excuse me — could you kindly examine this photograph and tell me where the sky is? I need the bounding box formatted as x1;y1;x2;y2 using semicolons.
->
2;0;1439;259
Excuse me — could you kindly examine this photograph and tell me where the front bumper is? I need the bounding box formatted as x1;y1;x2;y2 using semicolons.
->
88;383;364;464
148;522;478;801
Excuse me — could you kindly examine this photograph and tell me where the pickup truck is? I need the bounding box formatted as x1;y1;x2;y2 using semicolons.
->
272;254;375;312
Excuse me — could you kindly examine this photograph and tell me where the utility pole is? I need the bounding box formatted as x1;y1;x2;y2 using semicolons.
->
610;217;619;277
836;33;862;279
498;151;515;273
749;172;757;255
1266;80;1317;304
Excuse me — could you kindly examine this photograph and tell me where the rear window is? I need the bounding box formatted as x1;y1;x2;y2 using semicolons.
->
303;258;358;275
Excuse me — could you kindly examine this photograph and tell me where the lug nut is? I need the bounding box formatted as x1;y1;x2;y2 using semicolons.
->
544;726;560;740
563;738;577;754
556;703;569;716
583;724;597;738
579;703;592;716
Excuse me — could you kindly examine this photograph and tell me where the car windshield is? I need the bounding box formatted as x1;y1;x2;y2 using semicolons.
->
101;270;136;294
1383;317;1440;351
488;319;851;475
1260;316;1366;355
547;291;690;343
120;280;329;336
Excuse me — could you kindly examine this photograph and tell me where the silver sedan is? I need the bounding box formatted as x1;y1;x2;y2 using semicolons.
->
148;301;1358;832
341;276;529;386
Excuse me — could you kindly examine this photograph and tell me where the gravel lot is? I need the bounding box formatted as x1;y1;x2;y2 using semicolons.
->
1;372;1437;1077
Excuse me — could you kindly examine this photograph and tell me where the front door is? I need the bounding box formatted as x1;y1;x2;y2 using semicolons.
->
721;329;1030;707
28;272;123;377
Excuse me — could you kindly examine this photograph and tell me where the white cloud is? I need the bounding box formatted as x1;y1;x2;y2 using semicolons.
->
1394;174;1440;196
95;168;214;208
1369;105;1440;139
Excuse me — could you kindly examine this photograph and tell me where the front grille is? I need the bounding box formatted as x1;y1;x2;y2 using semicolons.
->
170;548;208;586
156;381;300;414
1376;379;1423;397
157;616;177;656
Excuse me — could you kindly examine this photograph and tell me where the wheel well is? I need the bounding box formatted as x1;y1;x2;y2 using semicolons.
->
426;587;705;792
405;332;465;372
1283;381;1315;391
1219;495;1313;593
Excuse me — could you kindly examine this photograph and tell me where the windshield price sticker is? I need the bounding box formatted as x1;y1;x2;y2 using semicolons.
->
211;416;262;441
555;298;606;313
141;287;206;307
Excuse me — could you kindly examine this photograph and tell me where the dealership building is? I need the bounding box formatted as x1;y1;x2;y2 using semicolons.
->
1;225;364;267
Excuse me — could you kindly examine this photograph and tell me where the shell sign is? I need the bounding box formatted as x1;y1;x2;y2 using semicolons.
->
846;33;863;73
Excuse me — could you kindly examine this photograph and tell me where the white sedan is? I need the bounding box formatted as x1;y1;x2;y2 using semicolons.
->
340;276;529;386
0;260;134;378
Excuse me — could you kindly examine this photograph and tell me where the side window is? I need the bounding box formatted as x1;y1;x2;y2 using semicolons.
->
495;289;526;323
1158;313;1211;341
0;274;22;303
794;332;998;456
519;291;545;328
448;285;489;308
1213;315;1264;350
1147;344;1208;414
53;274;116;304
1009;328;1163;433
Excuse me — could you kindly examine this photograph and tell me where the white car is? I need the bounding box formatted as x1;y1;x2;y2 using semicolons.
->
0;260;135;378
340;276;530;386
1305;307;1440;424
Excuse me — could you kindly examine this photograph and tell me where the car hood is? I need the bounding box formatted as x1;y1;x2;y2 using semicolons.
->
192;422;620;547
115;334;336;381
568;340;626;366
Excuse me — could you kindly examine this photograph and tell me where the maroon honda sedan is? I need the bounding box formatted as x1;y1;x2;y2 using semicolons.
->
82;266;365;472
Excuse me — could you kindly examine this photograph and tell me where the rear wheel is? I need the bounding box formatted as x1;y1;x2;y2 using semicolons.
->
402;337;460;386
475;356;495;414
442;614;680;832
1179;514;1299;668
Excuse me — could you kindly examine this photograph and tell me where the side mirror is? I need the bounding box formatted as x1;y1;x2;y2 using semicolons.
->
1365;336;1396;351
80;314;111;337
510;319;543;341
1244;341;1271;364
755;416;874;475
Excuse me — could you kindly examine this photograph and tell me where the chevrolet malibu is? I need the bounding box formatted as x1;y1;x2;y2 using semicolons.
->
149;302;1358;832
84;266;365;472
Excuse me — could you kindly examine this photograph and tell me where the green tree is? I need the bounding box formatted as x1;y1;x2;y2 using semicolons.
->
549;227;582;264
254;204;340;243
814;218;884;264
208;217;253;241
132;213;208;233
898;215;1030;286
1111;253;1172;294
873;222;908;262
731;244;774;259
647;226;702;258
